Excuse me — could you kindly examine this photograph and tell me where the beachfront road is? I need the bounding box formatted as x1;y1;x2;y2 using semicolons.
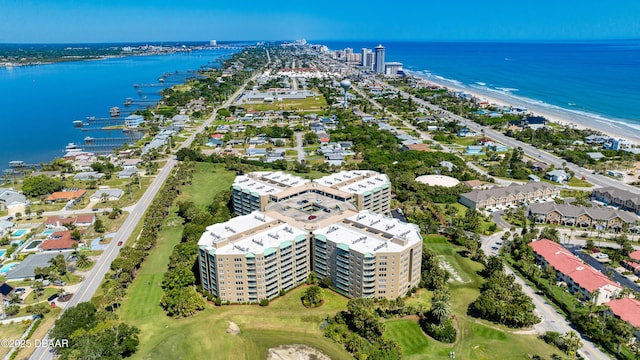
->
387;83;638;193
30;60;267;360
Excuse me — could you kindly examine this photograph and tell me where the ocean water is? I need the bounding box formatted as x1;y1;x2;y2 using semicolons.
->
321;40;640;134
0;48;236;171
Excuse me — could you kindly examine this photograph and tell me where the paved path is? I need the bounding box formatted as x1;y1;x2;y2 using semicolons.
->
295;132;305;162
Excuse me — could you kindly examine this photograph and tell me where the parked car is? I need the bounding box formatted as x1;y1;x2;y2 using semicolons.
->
14;288;25;294
308;215;317;220
47;293;59;302
53;280;66;286
6;216;13;221
117;241;123;246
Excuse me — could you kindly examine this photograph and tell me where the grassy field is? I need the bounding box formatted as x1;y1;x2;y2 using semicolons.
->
385;241;564;360
0;321;30;358
118;162;350;359
567;177;592;188
244;96;327;112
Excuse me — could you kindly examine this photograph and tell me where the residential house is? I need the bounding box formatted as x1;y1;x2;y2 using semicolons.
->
117;167;138;179
465;146;484;155
531;162;550;172
41;230;77;251
592;187;640;215
529;202;640;232
45;189;86;204
206;138;224;147
0;188;27;216
586;152;605;161
487;143;509;152
73;171;105;181
545;169;570;183
122;158;143;168
523;116;547;129
457;128;477;137
45;214;95;228
246;149;267;157
0;220;14;237
459;182;558;210
124;114;145;128
530;239;622;305
90;189;124;201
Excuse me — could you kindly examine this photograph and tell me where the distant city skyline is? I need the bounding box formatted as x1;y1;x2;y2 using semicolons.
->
1;0;640;43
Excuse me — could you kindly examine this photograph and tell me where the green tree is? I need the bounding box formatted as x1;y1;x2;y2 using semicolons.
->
50;302;98;343
22;175;63;197
301;285;323;307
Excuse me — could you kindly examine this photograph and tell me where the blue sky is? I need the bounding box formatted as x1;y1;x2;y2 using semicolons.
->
1;0;640;43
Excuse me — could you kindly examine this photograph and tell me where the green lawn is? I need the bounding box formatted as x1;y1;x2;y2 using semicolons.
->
388;242;564;360
245;95;327;112
567;177;593;188
0;321;31;358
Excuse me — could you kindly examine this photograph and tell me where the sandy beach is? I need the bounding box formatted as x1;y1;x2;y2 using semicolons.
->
408;71;640;145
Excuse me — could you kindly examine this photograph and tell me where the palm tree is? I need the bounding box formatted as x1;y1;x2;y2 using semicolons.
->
561;331;582;358
76;253;91;269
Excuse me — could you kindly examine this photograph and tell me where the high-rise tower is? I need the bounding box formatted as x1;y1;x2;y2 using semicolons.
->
374;44;385;73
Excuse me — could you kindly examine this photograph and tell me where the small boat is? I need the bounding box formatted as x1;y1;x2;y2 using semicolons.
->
158;77;165;83
110;106;120;117
124;98;133;106
73;120;84;127
65;142;80;150
84;136;94;144
133;83;139;88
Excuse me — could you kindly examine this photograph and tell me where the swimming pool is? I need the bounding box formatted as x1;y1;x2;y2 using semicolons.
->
0;249;6;258
11;229;26;237
24;240;42;250
42;230;55;236
0;263;18;274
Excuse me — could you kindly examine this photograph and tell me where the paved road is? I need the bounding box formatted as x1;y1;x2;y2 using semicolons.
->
478;231;611;359
30;54;268;360
295;132;305;162
382;82;638;193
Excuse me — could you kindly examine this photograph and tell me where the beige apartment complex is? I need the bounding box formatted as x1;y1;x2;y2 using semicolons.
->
232;170;391;216
199;171;420;303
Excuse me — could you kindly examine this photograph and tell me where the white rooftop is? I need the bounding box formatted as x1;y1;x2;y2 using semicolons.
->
314;170;390;195
198;212;307;256
315;211;421;255
232;171;309;196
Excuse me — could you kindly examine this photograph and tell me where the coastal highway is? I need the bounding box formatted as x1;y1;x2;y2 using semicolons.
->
30;57;268;360
383;82;639;193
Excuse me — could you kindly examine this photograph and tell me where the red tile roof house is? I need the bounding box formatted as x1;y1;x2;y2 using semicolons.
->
40;230;78;251
605;298;640;338
530;239;622;305
44;189;86;204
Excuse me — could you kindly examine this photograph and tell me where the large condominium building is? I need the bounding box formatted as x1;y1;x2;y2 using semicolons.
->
313;211;422;299
232;170;391;216
198;213;310;303
199;171;421;303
